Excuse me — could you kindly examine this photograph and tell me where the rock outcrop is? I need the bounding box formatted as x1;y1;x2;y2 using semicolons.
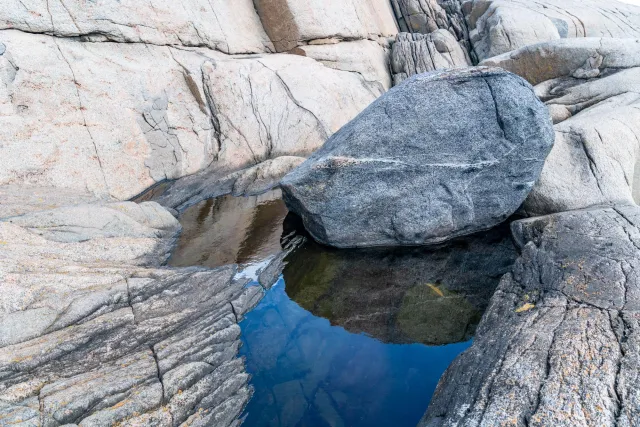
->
482;38;640;215
422;205;640;426
204;54;380;171
0;0;274;54
0;199;269;426
391;0;471;55
253;0;398;52
0;0;397;201
281;67;554;248
292;40;393;92
391;31;471;84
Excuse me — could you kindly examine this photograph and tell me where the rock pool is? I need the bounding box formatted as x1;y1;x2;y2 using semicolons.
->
170;192;517;426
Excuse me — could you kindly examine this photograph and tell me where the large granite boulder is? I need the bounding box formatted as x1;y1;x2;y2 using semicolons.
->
421;205;640;426
281;67;554;248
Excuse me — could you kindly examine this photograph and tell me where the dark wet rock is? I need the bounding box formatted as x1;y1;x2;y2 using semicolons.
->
257;234;306;290
281;67;554;248
232;157;306;197
143;157;308;213
283;221;518;345
421;205;640;426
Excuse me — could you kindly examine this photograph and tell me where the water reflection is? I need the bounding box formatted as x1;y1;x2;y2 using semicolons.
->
168;190;288;268
283;215;516;345
239;216;517;427
240;279;471;427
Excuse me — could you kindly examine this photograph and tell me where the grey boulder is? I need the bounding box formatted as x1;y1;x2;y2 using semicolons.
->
281;67;554;248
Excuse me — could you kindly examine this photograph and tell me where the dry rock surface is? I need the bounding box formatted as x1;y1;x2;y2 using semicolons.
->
0;198;277;427
465;0;640;61
0;0;396;201
482;38;640;215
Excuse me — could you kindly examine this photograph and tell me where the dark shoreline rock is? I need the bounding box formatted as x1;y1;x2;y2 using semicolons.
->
421;204;640;426
281;67;555;248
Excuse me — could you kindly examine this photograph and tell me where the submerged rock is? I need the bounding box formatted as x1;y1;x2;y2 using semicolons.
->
281;67;554;248
283;215;517;345
421;205;640;426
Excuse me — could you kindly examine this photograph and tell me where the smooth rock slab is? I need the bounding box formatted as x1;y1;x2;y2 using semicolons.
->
281;67;554;248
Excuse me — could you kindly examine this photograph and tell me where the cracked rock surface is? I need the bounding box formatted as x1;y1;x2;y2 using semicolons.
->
392;0;471;53
281;67;554;248
0;199;266;426
253;0;398;53
0;0;397;202
421;204;640;426
0;0;274;54
391;30;471;84
0;30;382;201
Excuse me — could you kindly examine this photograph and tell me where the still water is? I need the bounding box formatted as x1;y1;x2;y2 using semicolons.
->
169;191;517;427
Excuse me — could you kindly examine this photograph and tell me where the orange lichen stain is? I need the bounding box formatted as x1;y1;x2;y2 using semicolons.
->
515;303;536;313
112;399;129;409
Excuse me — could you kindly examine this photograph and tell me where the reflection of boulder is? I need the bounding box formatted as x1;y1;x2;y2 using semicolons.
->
283;217;517;345
169;190;288;268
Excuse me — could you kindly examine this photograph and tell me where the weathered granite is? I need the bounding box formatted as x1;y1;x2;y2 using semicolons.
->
0;30;218;200
0;197;263;426
421;205;640;426
0;30;381;201
281;67;554;248
253;0;398;52
0;0;274;54
205;54;380;173
292;40;393;92
391;30;471;85
391;0;471;56
466;0;640;61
